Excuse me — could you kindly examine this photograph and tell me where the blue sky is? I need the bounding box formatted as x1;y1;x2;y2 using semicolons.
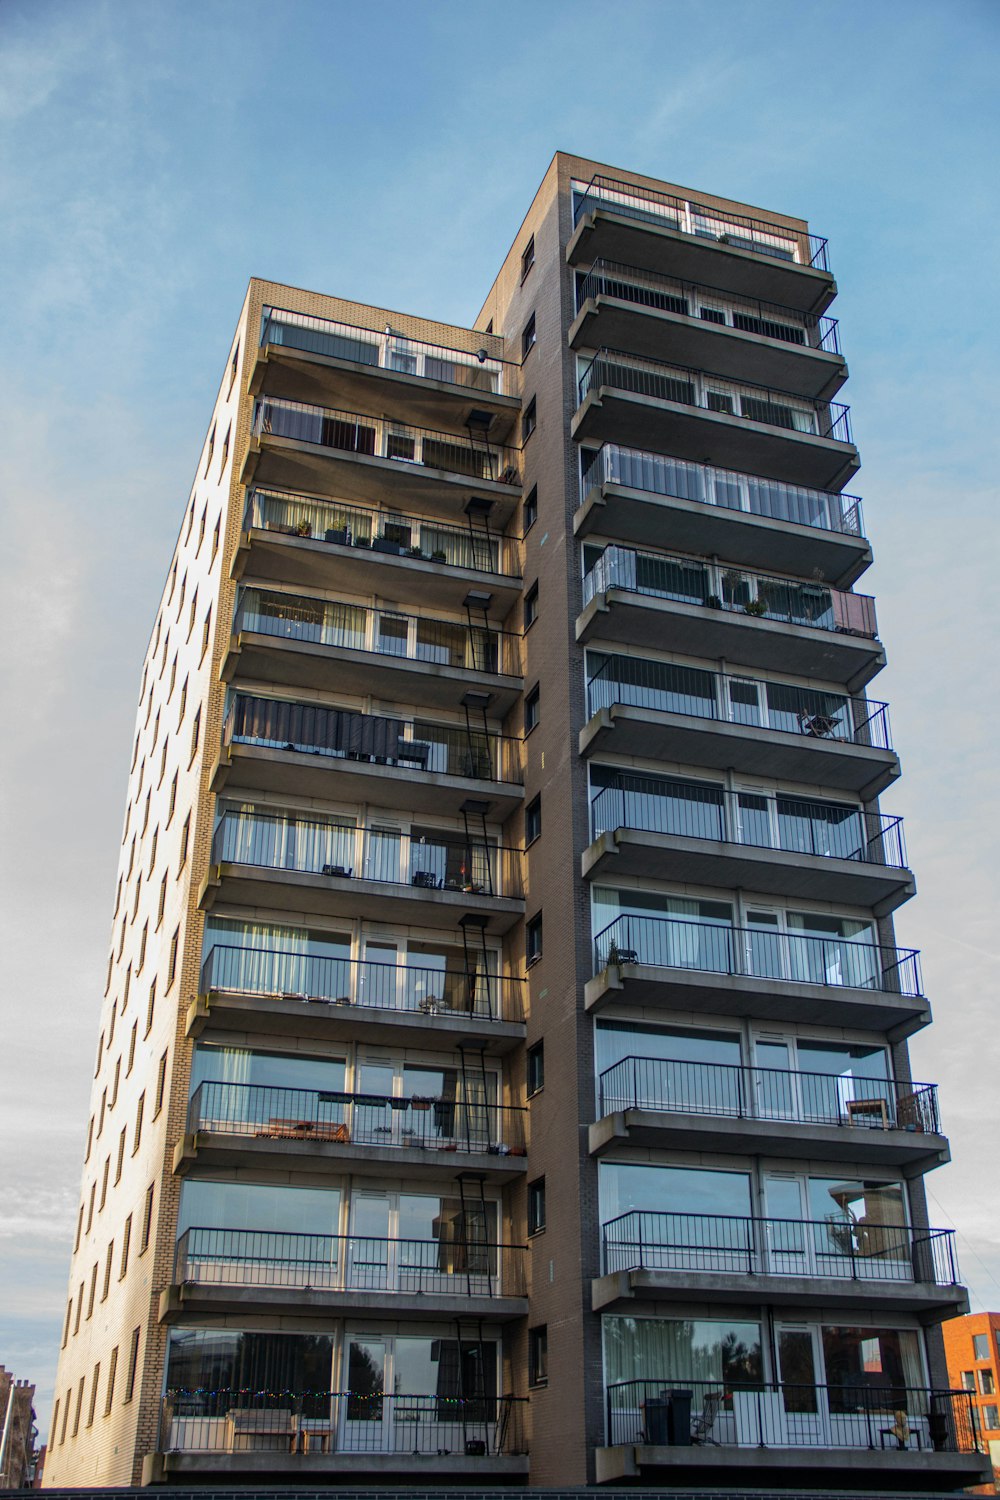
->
1;0;999;1439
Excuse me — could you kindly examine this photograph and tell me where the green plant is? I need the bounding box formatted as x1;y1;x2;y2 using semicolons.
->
431;549;447;563
607;940;621;968
744;598;768;616
295;519;313;537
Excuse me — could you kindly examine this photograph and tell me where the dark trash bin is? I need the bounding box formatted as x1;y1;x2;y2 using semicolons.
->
665;1388;693;1446
642;1396;669;1445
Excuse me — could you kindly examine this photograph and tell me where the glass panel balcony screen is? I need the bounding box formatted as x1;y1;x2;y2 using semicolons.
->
584;445;863;536
578;350;852;443
261;307;507;395
236;589;515;677
253;398;520;485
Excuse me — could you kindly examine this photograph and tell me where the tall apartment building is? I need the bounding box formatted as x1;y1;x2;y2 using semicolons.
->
44;153;989;1491
943;1313;1000;1477
0;1368;37;1489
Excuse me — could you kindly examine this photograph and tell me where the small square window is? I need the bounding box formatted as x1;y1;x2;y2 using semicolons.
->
974;1334;990;1360
525;795;541;847
522;313;536;359
526;912;543;966
524;582;538;629
528;1176;546;1235
527;1041;544;1096
523;486;538;535
520;235;535;283
529;1325;548;1387
522;397;537;442
525;684;540;733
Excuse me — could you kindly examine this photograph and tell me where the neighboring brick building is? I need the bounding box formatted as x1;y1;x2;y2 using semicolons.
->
44;152;989;1490
944;1313;1000;1476
0;1367;37;1489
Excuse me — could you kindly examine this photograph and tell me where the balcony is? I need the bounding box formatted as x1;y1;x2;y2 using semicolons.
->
591;1054;945;1170
225;588;522;715
235;489;522;613
179;1079;527;1182
585;780;913;915
578;545;882;690
586;915;928;1036
568;172;835;314
242;399;522;524
599;1380;986;1488
570;260;845;400
250;306;520;440
162;1227;528;1322
193;946;525;1054
201;810;524;934
152;1391;527;1480
582;655;897;799
575;444;869;587
595;1210;963;1316
211;694;524;819
573;350;857;490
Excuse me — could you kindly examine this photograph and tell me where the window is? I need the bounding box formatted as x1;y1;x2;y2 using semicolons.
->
220;422;231;471
104;1347;119;1414
188;586;198;635
525;684;540;732
179;816;190;870
528;1176;546;1234
520;235;535;282
61;1389;71;1443
975;1334;991;1360
178;675;187;723
523;485;538;534
154;1050;168;1116
204;424;215;476
189;706;201;761
983;1404;999;1431
167;928;179;988
132;1092;145;1153
185;498;195;541
526;911;543;966
522;397;537;442
145;980;156;1036
167;773;177;823
52;1398;61;1443
524;581;538;629
102;1242;113;1300
120;1214;132;1278
86;1262;98;1318
525;794;541;846
529;1325;548;1386
211;518;220;562
87;1364;101;1427
963;1371;976;1391
228;342;239;394
123;1327;140;1402
115;1127;126;1183
157;871;167;926
137;921;147;971
527;1041;545;1096
522;312;536;359
62;1300;72;1349
87;1181;96;1232
85;1116;94;1164
99;1157;109;1210
72;1377;85;1436
140;1184;154;1252
158;742;167;785
74;1203;84;1253
981;1369;996;1395
197;504;207;554
201;606;212;661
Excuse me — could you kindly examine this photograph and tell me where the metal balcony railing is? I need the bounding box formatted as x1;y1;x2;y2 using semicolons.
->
234;588;523;678
577;259;840;353
593;914;923;998
583;544;876;637
581;443;863;537
160;1390;527;1457
187;1079;527;1155
606;1379;979;1453
224;693;524;786
598;1054;940;1135
261;307;513;395
578;348;852;445
244;489;521;577
602;1209;959;1286
573;172;830;271
586;654;892;751
252;397;522;486
200;946;526;1024
211;810;524;900
174;1227;527;1298
591;779;906;870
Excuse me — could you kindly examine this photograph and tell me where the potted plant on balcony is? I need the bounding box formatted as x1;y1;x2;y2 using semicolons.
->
324;526;350;546
431;549;447;563
406;545;425;558
353;535;371;549
296;518;313;538
744;597;768;616
372;533;403;555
